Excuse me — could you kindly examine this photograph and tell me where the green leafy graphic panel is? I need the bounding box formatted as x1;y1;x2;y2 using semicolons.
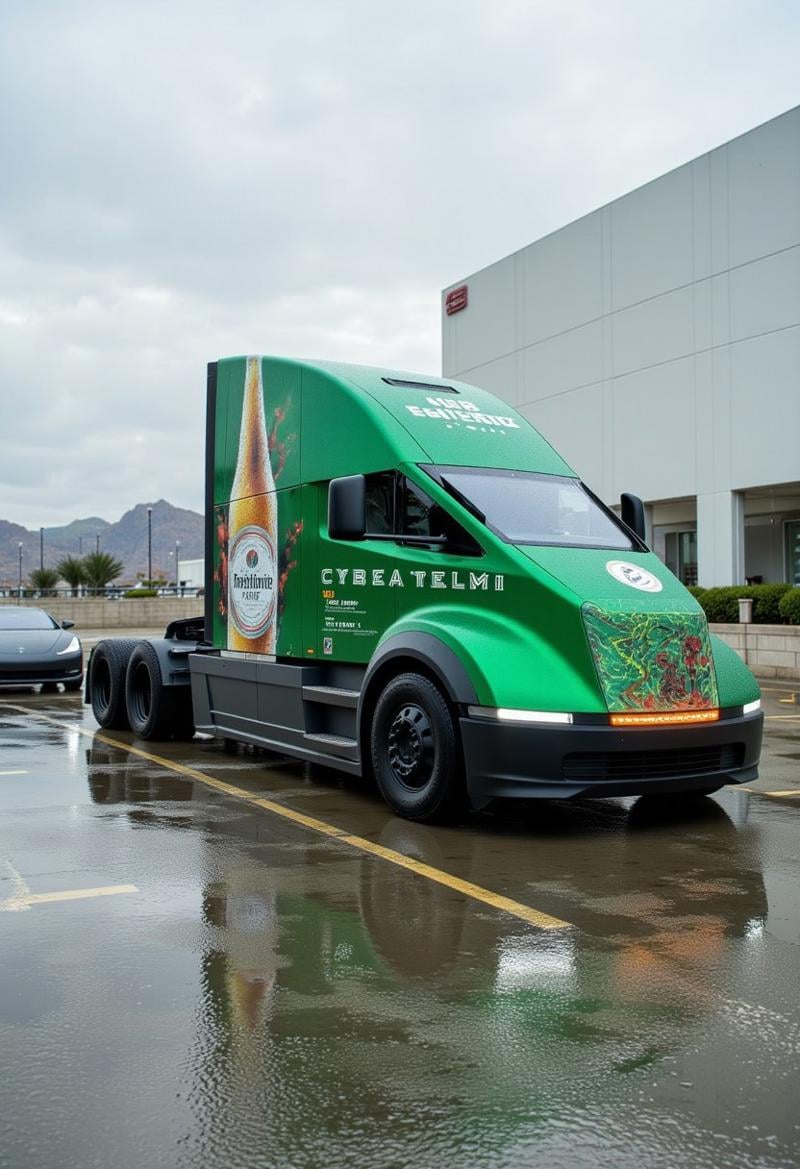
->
582;604;719;712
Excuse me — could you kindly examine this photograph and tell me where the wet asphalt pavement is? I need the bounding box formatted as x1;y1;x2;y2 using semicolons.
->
0;684;799;1169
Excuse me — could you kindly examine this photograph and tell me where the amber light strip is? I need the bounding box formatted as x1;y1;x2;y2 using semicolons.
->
609;709;720;728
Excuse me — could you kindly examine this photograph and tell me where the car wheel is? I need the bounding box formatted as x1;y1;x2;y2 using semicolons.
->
40;682;59;694
63;676;83;693
683;785;723;798
125;643;193;740
370;672;465;822
89;639;138;729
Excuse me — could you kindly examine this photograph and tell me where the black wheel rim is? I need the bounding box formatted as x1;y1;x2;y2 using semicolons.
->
386;703;435;790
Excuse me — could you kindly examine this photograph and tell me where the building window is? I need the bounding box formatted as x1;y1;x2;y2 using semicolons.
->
664;530;697;586
786;520;800;586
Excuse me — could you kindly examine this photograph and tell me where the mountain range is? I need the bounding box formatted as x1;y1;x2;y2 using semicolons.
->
0;500;204;586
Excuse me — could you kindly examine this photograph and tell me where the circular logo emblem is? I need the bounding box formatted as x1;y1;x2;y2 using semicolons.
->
229;525;277;638
606;560;663;593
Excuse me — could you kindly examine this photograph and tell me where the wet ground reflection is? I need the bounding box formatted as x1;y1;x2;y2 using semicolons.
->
0;718;797;1169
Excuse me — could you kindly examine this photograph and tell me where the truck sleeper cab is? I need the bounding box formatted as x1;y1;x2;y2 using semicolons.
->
87;356;763;822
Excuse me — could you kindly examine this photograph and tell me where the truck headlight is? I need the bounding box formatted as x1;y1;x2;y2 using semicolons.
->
467;706;573;725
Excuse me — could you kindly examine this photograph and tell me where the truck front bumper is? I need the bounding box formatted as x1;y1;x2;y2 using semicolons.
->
459;709;763;809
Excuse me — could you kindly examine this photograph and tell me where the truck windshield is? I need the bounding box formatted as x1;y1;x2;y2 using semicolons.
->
428;467;636;550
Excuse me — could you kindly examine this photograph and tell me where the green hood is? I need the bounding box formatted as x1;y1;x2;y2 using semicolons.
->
516;545;719;713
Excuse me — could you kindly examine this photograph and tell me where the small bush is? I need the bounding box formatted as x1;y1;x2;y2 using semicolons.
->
779;588;800;625
696;587;737;623
695;583;792;624
124;588;158;598
686;585;706;603
750;584;792;623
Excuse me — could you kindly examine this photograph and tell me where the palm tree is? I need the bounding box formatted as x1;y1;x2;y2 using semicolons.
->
57;556;87;597
81;551;123;593
30;567;59;596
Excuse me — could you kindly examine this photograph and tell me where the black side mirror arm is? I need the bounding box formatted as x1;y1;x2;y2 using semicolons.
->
620;493;647;545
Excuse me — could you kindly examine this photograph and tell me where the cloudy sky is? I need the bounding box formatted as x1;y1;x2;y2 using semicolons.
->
1;0;799;527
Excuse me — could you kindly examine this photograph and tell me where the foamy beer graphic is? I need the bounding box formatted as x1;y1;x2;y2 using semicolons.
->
227;357;278;653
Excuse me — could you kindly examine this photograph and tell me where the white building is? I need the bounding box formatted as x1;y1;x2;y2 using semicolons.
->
442;106;800;588
177;557;204;591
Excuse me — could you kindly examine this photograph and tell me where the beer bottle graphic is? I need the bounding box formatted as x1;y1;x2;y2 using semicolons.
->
227;357;278;653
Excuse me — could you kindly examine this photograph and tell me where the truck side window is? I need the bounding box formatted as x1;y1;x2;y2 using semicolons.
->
400;477;482;556
400;477;434;537
364;471;396;534
364;471;481;555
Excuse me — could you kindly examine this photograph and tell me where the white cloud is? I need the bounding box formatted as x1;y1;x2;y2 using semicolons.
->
0;0;798;524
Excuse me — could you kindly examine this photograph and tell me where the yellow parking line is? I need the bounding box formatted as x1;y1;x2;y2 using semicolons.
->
765;715;800;720
337;833;568;929
727;784;800;798
1;704;570;932
0;770;28;776
1;884;138;911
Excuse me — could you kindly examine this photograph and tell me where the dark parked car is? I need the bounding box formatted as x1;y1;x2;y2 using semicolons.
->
0;607;83;692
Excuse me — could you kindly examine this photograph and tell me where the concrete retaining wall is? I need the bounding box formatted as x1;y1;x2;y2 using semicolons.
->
9;597;203;631
6;599;798;680
711;623;800;681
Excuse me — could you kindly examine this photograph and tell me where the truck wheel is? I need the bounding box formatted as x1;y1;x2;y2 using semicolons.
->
90;639;138;730
370;673;465;822
125;642;183;741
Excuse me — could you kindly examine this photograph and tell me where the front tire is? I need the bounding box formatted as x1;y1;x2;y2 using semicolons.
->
89;639;137;729
370;673;465;822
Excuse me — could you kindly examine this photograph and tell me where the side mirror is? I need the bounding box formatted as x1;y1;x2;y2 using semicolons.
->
620;493;646;542
328;475;366;540
62;619;75;630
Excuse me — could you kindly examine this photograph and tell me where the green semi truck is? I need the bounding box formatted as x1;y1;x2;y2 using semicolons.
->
86;355;763;821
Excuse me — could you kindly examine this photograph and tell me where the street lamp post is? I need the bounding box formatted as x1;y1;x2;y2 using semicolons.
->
96;533;100;555
147;507;153;587
17;542;23;603
175;540;181;595
39;527;44;572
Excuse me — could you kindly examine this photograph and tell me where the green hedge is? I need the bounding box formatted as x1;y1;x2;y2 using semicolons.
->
778;588;800;625
691;583;791;624
124;588;158;598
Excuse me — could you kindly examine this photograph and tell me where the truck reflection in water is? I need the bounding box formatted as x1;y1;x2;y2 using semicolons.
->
87;742;194;805
84;738;781;1168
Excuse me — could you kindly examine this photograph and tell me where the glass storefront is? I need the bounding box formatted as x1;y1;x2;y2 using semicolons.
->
786;521;800;586
664;529;698;586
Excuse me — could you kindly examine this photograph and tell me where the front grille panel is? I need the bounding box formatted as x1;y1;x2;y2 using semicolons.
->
562;743;744;782
0;662;79;680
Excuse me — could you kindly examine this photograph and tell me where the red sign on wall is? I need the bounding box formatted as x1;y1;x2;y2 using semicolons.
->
445;285;468;315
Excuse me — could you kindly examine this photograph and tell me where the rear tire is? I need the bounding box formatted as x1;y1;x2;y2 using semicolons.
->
125;643;193;741
89;639;137;729
370;672;465;822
